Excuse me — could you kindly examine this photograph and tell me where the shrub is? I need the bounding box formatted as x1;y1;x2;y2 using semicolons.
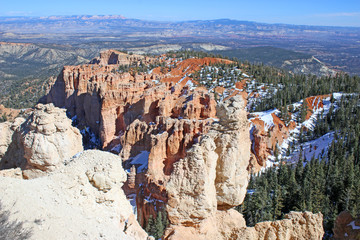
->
0;201;32;240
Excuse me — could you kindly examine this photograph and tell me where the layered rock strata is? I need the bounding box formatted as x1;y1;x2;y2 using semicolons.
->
45;51;222;150
44;50;222;225
43;51;325;239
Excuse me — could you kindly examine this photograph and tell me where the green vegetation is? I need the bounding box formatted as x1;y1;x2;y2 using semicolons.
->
249;70;360;112
2;77;50;109
240;96;360;238
145;210;169;239
118;60;163;74
212;46;312;66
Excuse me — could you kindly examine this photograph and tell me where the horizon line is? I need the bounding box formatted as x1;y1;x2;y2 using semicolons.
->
1;14;360;28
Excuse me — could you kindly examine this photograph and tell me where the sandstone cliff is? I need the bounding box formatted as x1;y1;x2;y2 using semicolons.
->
164;96;251;238
0;150;148;240
42;51;325;239
45;50;223;151
0;103;83;178
44;50;221;225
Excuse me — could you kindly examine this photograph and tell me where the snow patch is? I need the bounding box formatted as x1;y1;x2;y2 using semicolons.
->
111;144;122;154
293;132;335;162
130;151;150;172
251;109;278;131
128;193;137;217
185;80;196;90
347;221;360;230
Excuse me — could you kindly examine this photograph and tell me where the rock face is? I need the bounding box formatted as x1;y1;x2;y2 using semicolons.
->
44;50;222;225
0;103;83;178
45;50;221;150
249;113;293;172
164;96;251;238
0;121;13;160
0;150;148;240
238;212;324;240
166;95;250;223
248;94;330;173
332;211;360;240
164;211;324;240
43;51;325;239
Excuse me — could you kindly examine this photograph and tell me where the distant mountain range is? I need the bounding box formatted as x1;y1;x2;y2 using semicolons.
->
1;16;359;34
1;15;359;75
0;15;359;108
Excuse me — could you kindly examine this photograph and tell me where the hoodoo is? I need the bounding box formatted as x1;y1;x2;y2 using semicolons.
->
41;50;325;239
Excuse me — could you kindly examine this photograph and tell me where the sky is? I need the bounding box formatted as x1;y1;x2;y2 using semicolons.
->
1;0;360;27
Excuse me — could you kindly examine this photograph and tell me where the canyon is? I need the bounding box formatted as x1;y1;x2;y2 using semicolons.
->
0;50;329;239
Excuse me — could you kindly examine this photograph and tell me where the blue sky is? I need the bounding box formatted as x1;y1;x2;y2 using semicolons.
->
1;0;360;27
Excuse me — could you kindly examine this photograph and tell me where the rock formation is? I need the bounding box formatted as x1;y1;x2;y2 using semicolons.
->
249;112;294;172
332;211;360;240
44;50;223;150
163;96;324;239
42;51;325;239
0;150;148;240
44;50;222;225
0;104;20;121
0;103;83;178
238;212;324;240
164;96;251;238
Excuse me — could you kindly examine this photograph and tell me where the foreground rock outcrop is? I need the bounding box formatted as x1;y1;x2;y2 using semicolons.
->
0;150;148;240
0;103;83;178
164;211;324;240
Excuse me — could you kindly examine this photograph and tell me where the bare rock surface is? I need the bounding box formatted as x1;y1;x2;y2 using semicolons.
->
0;150;148;240
239;212;324;240
165;96;252;238
0;121;13;159
0;103;83;177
